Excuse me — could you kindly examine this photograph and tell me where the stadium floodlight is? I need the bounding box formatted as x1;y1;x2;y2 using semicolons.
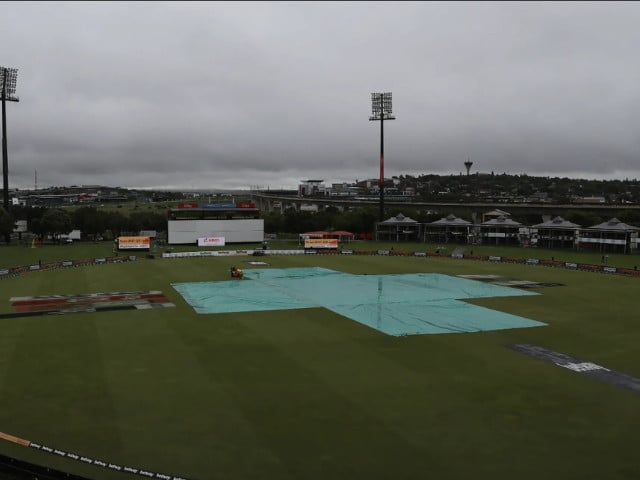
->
369;92;395;121
1;66;19;211
369;92;395;221
0;67;19;103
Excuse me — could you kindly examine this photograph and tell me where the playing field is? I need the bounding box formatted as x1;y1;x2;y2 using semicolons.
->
0;248;639;480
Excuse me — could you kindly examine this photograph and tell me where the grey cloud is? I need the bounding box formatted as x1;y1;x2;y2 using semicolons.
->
4;1;640;191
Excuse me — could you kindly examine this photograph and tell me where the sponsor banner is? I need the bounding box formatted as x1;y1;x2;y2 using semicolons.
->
29;265;40;271
128;256;137;261
451;253;463;259
62;261;74;267
162;250;250;259
267;250;304;255
304;238;338;249
603;266;617;274
579;263;600;272
488;256;502;262
341;250;353;254
304;250;317;254
166;251;193;258
378;250;390;256
509;344;640;394
94;258;106;264
526;258;540;265
414;252;427;257
565;262;578;269
118;236;151;250
198;236;225;247
579;237;626;245
0;269;9;276
177;202;198;209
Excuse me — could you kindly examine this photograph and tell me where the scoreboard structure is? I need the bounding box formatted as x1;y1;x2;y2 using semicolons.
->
167;202;264;245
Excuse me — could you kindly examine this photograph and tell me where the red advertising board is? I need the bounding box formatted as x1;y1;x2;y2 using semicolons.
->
118;236;151;250
304;238;338;249
178;202;199;209
236;201;256;208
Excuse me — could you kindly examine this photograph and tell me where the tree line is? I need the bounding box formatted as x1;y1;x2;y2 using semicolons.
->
1;206;167;243
3;203;640;244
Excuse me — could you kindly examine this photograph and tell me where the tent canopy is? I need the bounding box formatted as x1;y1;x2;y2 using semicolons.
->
429;214;471;226
587;218;639;232
379;213;418;225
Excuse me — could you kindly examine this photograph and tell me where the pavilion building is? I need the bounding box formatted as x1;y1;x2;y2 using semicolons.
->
578;217;639;254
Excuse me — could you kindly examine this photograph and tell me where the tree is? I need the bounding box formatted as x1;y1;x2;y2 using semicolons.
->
104;211;128;238
39;208;73;241
333;208;378;234
127;211;167;232
283;209;317;233
0;207;15;243
263;211;285;234
73;206;107;239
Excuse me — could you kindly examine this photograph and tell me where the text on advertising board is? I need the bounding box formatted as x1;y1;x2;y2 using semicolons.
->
118;236;151;250
304;238;338;249
198;237;226;247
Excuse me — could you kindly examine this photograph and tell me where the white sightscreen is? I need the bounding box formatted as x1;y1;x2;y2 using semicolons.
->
168;219;264;244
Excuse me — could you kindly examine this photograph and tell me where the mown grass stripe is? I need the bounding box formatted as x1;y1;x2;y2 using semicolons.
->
172;309;445;479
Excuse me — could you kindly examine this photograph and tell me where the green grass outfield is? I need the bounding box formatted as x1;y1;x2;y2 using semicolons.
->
0;243;639;479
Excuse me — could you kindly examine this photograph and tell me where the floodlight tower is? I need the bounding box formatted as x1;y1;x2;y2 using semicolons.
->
1;66;19;211
370;92;395;221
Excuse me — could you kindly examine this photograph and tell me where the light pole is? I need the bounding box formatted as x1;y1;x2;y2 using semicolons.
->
1;66;19;211
370;92;395;221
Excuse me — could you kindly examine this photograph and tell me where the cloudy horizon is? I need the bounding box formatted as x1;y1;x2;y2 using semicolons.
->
3;1;640;191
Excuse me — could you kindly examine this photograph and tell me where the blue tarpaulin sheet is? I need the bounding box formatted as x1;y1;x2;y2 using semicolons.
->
172;267;546;336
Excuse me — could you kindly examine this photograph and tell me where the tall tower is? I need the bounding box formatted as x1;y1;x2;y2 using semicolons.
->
464;159;473;176
369;92;396;221
1;66;19;211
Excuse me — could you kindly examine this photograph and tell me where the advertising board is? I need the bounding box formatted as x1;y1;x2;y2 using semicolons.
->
304;238;338;249
118;236;151;250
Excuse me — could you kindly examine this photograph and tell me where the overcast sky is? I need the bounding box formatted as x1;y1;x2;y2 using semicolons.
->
3;1;640;191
